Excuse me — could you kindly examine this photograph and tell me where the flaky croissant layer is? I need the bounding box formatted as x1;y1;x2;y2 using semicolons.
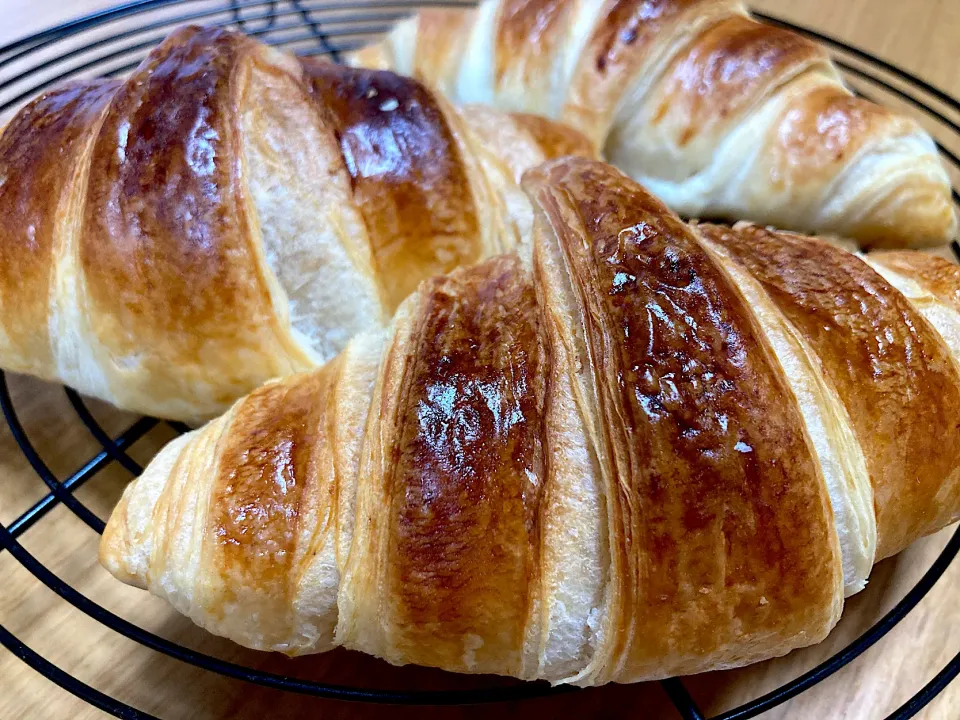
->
101;158;960;686
352;0;957;249
0;26;592;422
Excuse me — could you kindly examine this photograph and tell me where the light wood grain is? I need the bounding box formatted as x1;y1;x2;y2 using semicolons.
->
1;1;959;718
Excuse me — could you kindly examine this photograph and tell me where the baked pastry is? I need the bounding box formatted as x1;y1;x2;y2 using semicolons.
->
351;0;957;248
0;25;592;421
101;157;960;684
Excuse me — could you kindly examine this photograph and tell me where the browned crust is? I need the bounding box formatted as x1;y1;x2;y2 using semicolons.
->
585;0;703;75
209;362;341;619
494;0;572;87
766;85;908;191
300;61;482;313
650;15;826;146
525;157;841;680
383;254;545;673
79;26;293;404
0;79;119;374
701;223;960;559
563;0;716;143
508;111;599;160
870;250;960;314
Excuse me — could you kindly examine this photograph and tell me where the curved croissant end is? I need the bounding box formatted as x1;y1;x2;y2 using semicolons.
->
102;157;960;685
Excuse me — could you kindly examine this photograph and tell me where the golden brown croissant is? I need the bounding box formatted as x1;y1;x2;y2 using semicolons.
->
351;0;957;249
0;25;592;422
101;157;960;685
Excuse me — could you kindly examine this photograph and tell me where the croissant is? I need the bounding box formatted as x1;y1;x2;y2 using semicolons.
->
351;0;957;249
0;25;592;422
101;157;960;685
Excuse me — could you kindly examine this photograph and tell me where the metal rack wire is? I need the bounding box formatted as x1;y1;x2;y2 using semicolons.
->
1;2;959;718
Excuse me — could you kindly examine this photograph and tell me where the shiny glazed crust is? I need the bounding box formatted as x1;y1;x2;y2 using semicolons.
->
101;158;960;684
698;224;960;560
0;26;594;422
350;0;957;248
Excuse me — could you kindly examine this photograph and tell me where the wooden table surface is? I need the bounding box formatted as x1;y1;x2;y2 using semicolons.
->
1;1;958;718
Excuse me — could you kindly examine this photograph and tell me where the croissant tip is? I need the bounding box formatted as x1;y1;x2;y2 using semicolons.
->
98;494;146;589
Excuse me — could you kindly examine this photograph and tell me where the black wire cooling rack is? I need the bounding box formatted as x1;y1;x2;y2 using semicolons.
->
1;2;960;718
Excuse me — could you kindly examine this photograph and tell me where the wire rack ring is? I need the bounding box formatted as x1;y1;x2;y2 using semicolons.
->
1;2;959;719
